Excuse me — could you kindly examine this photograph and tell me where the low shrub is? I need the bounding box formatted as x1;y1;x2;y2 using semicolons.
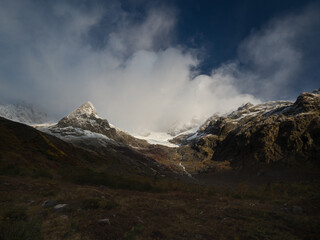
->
81;199;100;210
0;220;42;240
0;207;42;240
57;167;162;192
99;199;119;210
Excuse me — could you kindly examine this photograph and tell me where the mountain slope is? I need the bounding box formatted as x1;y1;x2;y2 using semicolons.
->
1;102;319;240
173;89;320;173
36;102;192;175
32;89;320;176
0;116;174;180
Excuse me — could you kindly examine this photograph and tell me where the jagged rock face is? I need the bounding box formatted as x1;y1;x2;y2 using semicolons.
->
178;90;320;169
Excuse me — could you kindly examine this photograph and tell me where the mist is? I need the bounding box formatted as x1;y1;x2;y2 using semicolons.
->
0;1;319;132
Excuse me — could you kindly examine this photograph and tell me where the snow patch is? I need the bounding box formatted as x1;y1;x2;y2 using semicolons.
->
134;131;178;147
36;125;117;145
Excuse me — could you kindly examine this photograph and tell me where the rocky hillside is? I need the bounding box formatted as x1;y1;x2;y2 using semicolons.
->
174;89;320;172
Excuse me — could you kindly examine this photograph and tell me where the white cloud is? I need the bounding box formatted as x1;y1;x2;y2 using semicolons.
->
0;1;318;132
233;4;320;99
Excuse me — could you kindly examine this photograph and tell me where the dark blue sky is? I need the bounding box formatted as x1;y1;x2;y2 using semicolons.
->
118;0;317;74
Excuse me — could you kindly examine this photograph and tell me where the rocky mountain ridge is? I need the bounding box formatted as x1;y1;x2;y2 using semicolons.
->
12;88;320;176
173;89;320;173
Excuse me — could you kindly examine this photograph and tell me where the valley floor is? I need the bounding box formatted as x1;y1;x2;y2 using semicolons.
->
1;175;319;240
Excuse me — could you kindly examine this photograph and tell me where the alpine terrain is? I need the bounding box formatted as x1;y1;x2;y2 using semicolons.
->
1;89;319;240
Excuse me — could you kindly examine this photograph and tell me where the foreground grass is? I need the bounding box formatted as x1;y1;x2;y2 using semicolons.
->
0;175;319;240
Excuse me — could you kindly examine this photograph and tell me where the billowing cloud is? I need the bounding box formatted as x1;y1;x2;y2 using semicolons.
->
0;0;319;132
232;4;320;99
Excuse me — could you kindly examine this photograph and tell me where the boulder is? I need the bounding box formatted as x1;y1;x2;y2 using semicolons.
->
42;200;57;208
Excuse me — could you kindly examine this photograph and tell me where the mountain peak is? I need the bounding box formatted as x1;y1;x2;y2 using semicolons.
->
57;101;109;130
68;101;98;118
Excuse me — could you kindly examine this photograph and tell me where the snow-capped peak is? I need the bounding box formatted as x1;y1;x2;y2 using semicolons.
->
67;101;98;119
